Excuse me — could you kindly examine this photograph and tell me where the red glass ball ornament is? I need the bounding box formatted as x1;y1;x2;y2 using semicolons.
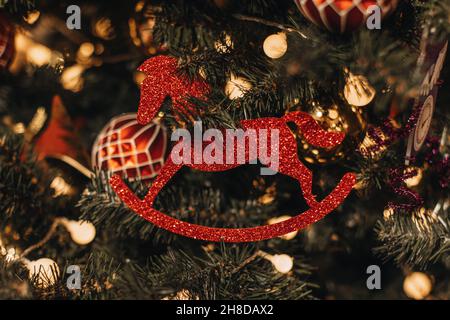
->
92;113;167;181
0;13;15;69
294;0;398;33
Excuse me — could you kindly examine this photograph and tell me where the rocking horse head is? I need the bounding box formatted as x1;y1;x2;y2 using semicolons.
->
137;56;210;125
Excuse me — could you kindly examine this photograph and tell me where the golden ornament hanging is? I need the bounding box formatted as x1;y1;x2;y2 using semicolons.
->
294;102;366;164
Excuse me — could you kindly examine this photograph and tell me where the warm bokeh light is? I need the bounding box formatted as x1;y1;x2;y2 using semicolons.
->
225;73;252;100
61;64;85;92
403;272;432;300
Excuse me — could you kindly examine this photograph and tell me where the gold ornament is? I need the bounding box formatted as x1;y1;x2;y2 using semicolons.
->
225;73;252;100
295;103;366;164
403;272;432;300
27;45;52;66
26;258;60;289
344;72;376;107
129;1;164;55
263;33;288;59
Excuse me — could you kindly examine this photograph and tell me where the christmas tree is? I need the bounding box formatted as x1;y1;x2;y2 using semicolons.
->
0;0;449;300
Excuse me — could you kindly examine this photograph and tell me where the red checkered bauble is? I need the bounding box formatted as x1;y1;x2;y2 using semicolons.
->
294;0;398;33
0;13;15;69
92;113;167;181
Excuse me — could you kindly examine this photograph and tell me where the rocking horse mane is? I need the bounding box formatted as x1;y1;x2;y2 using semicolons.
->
138;55;177;75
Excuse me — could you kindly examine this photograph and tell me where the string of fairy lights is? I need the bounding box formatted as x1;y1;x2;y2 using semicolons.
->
1;218;95;288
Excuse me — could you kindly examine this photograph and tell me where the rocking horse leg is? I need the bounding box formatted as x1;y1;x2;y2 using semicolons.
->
143;156;183;205
279;156;318;208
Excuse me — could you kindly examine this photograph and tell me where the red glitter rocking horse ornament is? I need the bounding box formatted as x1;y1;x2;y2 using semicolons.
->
110;55;356;242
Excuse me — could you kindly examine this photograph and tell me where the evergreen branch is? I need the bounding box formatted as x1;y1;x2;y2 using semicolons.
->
374;206;450;269
0;126;57;242
115;245;316;300
0;256;31;299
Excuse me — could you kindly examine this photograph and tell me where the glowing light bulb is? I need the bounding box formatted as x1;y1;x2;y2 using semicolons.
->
225;73;252;100
64;220;96;245
344;73;376;107
26;258;60;289
268;254;294;274
263;33;288;59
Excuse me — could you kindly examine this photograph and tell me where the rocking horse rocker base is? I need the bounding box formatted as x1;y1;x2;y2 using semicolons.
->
110;171;355;242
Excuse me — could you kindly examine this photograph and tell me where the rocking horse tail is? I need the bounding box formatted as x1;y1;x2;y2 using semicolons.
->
283;111;345;149
137;79;168;125
136;56;179;125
